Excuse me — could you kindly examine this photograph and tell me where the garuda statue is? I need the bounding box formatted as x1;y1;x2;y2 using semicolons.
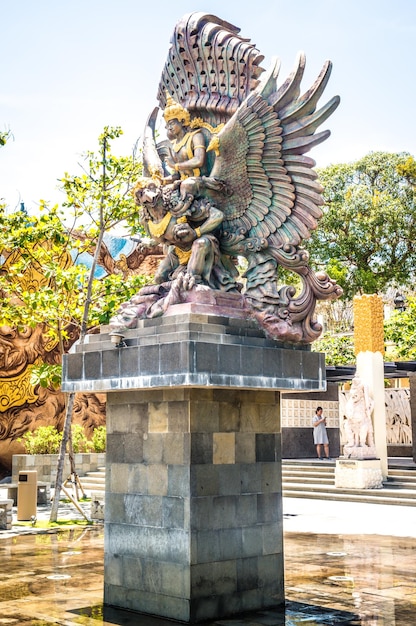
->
110;12;342;343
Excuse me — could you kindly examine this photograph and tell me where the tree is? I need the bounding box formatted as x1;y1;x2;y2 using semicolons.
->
1;128;12;210
307;152;416;299
312;332;355;366
0;127;148;520
0;128;11;147
384;295;416;360
50;126;145;521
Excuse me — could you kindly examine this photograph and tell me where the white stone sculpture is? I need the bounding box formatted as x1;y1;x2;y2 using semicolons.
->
343;375;377;459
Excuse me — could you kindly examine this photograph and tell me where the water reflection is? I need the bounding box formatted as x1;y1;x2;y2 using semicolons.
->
0;527;415;624
285;531;416;625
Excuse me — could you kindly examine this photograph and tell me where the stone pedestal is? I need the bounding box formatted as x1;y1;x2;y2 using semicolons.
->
335;458;383;489
104;387;283;622
62;309;326;623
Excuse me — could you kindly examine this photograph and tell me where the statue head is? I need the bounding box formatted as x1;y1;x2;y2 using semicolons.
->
163;93;191;127
133;178;166;221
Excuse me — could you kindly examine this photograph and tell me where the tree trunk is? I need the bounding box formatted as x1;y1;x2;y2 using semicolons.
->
50;133;108;522
49;391;76;522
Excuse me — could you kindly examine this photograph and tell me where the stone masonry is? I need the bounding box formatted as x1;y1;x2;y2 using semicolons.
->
62;308;326;622
104;387;283;621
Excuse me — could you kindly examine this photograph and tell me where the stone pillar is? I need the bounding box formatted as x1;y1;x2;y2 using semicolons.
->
62;309;326;622
353;294;388;478
104;387;283;622
408;374;416;463
356;351;388;477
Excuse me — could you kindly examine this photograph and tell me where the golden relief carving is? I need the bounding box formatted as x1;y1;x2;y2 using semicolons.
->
0;243;71;412
0;360;41;412
353;294;385;355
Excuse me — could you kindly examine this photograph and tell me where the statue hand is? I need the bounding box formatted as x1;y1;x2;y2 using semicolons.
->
172;222;197;243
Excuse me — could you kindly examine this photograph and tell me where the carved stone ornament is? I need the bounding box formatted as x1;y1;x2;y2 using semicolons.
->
110;12;343;343
343;376;377;459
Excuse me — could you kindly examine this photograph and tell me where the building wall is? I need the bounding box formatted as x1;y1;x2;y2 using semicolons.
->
281;383;340;458
281;383;413;459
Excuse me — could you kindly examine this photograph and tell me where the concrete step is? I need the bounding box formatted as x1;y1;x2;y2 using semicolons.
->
282;459;416;506
281;475;334;486
80;476;105;485
283;488;416;506
82;470;105;480
79;469;105;493
384;479;416;489
388;469;416;480
283;465;335;475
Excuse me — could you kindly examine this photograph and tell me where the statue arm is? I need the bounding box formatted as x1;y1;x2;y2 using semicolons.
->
174;206;223;244
197;206;223;235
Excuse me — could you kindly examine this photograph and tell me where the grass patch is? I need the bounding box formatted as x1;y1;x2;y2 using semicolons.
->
14;519;92;528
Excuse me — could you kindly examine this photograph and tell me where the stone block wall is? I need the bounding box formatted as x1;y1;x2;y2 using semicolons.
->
104;387;284;623
12;452;106;484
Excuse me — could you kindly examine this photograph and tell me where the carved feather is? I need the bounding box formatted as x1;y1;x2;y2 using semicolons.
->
269;52;305;111
148;12;339;260
279;60;333;122
282;96;341;141
157;12;265;125
142;108;165;179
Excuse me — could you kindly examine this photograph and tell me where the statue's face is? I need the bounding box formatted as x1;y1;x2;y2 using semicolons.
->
350;379;363;401
136;183;163;212
166;118;182;139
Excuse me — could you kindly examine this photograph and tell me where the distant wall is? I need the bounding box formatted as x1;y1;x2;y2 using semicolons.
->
281;383;341;458
281;382;414;459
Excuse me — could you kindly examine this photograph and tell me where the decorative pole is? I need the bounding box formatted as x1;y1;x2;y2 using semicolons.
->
353;294;388;478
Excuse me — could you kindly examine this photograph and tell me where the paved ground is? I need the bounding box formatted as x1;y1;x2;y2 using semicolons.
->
283;496;416;538
1;490;416;624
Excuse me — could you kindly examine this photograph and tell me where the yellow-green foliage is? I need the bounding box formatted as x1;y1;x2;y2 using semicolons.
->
19;424;106;454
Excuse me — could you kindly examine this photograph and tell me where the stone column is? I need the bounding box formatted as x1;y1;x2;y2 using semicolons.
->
353;294;388;478
62;309;325;622
104;387;283;622
408;374;416;463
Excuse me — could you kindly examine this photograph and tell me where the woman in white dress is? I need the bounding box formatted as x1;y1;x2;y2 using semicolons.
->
313;406;330;460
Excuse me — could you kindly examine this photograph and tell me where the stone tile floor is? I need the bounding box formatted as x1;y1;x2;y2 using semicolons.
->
0;495;415;624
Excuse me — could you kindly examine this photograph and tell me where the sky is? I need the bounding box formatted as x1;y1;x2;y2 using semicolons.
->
1;0;415;213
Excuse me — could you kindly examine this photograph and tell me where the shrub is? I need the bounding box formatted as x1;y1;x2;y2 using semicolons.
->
19;425;62;454
71;424;94;453
92;426;106;453
18;424;106;454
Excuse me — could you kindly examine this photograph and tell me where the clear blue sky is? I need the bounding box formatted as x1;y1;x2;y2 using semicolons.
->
1;0;415;211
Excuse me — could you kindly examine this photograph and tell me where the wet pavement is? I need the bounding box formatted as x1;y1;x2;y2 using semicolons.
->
0;496;415;625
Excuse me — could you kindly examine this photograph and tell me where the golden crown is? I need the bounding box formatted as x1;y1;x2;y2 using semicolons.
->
163;93;191;126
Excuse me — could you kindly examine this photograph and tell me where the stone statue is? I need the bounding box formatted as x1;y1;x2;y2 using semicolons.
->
110;12;342;342
343;375;377;459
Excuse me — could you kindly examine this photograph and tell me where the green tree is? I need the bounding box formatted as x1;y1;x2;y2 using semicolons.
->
312;333;355;366
384;295;416;360
307;152;416;299
0;127;148;520
0;127;12;209
0;128;11;147
50;126;145;521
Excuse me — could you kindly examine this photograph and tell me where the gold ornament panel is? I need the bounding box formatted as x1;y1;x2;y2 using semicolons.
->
0;360;41;412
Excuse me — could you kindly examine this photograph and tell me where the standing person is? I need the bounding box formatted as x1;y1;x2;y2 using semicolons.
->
313;406;331;460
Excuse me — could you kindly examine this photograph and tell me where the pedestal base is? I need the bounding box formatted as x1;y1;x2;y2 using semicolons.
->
104;387;284;623
62;310;326;623
335;458;383;489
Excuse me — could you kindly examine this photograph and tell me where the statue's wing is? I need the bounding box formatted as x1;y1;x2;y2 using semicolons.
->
210;54;340;254
156;12;265;126
142;107;166;179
